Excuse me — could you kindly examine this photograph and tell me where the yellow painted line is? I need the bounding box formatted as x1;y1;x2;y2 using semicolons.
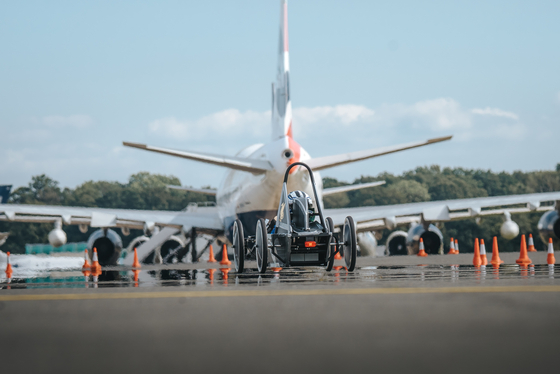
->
1;285;560;301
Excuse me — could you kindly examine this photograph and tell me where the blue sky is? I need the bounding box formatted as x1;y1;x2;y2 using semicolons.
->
1;0;559;189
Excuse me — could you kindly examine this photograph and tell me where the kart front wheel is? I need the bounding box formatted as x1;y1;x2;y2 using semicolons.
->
325;217;335;272
256;218;268;274
343;216;357;272
232;219;245;273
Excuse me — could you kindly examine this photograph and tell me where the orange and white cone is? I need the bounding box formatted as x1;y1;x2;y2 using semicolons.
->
220;267;230;285
473;238;482;267
82;249;91;271
455;239;459;254
528;234;537;252
417;238;428;257
516;234;532;265
220;244;231;266
480;239;488;266
547;238;555;265
132;269;140;287
90;247;102;276
490;236;504;266
207;244;217;263
334;243;343;260
207;268;216;284
447;237;456;254
5;251;13;278
132;248;141;269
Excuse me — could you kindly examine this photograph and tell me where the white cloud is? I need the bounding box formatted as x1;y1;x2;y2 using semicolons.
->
471;107;519;120
42;115;94;128
373;98;471;131
292;99;470;135
148;109;270;140
147;99;526;145
294;105;374;126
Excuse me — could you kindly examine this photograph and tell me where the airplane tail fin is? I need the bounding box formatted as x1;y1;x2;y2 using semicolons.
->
0;185;12;204
271;0;292;140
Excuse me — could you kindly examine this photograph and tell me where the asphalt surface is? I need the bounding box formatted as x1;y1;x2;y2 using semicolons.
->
1;252;559;374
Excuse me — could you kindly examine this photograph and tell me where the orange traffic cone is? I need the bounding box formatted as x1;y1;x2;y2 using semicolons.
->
334;243;342;260
516;234;532;265
490;236;504;266
82;249;90;271
447;237;456;254
132;248;141;269
547;238;555;265
220;244;231;265
527;234;537;252
207;268;216;284
455;239;459;254
132;269;140;287
220;267;230;285
480;239;488;266
417;238;428;257
5;251;13;278
90;247;102;276
271;266;283;272
207;244;217;263
473;238;482;267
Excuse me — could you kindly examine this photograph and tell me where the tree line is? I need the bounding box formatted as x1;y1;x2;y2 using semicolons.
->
1;164;559;254
0;172;214;253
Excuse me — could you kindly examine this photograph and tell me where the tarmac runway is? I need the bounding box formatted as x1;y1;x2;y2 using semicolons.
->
1;252;559;374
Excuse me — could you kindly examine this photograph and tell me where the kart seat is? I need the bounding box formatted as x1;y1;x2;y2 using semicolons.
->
291;197;309;231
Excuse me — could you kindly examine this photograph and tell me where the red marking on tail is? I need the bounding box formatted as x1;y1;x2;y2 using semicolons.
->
287;136;301;174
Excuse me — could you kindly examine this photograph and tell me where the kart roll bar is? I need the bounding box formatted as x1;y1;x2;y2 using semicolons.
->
283;162;327;231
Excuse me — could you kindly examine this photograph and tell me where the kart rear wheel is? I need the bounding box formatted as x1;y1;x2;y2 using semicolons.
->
232;219;245;273
343;216;357;271
256;218;268;274
325;217;335;272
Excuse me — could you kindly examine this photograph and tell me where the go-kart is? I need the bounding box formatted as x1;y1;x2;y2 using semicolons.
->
231;162;357;273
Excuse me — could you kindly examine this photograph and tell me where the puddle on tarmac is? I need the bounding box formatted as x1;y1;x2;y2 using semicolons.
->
0;263;557;289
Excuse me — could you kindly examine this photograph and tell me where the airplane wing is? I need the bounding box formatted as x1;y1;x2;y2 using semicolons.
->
123;142;273;174
322;181;386;196
324;191;560;232
0;204;224;234
166;185;217;196
307;136;452;171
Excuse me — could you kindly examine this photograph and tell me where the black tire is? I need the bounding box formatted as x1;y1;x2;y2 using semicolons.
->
325;217;335;272
256;218;268;274
232;219;245;273
343;216;357;271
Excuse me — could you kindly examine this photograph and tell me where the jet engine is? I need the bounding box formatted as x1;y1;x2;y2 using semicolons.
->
48;220;67;248
406;223;444;255
126;235;149;253
500;211;519;240
87;229;123;266
142;235;186;264
160;235;186;263
357;232;377;257
538;210;560;243
385;230;408;256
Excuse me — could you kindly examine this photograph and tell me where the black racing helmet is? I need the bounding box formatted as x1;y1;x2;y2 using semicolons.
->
287;190;314;210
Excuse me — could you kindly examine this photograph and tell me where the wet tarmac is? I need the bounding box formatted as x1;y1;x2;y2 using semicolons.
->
1;252;558;290
1;252;560;373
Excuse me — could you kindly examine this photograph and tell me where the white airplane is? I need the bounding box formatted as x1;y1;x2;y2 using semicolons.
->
1;0;559;265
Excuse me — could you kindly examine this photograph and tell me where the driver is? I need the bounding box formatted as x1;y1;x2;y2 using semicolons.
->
287;190;315;223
